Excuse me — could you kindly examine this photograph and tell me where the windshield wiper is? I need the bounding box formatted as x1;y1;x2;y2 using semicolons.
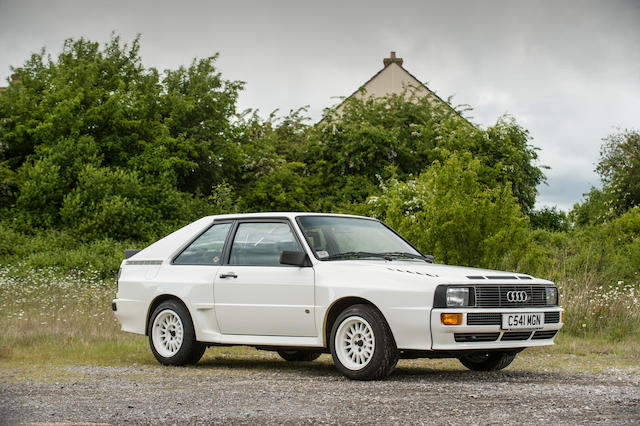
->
324;251;393;261
380;252;435;263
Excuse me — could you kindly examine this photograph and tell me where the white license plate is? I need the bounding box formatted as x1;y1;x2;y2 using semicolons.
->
502;313;543;330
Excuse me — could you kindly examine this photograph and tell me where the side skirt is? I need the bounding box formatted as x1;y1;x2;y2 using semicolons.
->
399;348;525;360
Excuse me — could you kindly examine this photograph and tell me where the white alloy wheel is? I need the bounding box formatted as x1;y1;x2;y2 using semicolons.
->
152;309;184;358
335;316;376;371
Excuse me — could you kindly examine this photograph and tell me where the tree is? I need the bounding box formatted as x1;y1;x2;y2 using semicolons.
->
0;33;547;240
361;151;530;268
0;35;243;238
529;206;570;232
570;129;640;226
596;129;640;214
569;187;611;226
305;91;545;213
233;108;312;211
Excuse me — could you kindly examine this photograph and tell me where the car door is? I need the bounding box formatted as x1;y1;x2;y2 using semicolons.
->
214;219;316;337
169;221;234;337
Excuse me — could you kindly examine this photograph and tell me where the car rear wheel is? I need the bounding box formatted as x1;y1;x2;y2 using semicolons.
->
330;304;398;380
277;349;322;362
459;351;516;371
148;300;206;366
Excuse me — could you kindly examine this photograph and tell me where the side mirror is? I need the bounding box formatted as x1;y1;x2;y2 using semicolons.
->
280;251;309;267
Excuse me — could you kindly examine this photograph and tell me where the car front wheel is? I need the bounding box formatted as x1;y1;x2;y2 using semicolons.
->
458;351;517;371
148;300;206;366
330;304;398;380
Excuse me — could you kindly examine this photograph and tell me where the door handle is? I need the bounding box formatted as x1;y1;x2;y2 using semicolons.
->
219;273;237;279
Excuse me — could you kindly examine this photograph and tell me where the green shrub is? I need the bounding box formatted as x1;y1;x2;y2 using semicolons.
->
59;165;210;241
362;151;530;269
529;206;570;232
0;222;24;257
60;165;154;240
0;222;146;278
14;161;64;230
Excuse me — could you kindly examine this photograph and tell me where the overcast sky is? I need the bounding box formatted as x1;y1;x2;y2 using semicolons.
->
1;0;639;211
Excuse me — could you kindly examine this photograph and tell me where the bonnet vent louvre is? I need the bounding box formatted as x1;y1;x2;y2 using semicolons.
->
485;276;518;280
467;275;522;280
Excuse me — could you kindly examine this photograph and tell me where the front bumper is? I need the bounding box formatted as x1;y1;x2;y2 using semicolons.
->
430;307;564;350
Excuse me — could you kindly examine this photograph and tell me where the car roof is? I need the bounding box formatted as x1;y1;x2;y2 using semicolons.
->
208;212;378;221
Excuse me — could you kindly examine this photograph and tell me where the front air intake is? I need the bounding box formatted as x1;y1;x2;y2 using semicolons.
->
454;333;500;342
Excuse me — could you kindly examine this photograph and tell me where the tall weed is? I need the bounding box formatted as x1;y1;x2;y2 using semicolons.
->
0;223;149;278
507;209;640;338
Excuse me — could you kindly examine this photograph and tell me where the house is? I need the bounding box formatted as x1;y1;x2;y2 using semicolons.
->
333;52;464;121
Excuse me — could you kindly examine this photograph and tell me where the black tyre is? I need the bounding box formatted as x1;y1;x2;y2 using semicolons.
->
148;300;206;366
277;349;322;362
459;351;517;371
329;304;399;380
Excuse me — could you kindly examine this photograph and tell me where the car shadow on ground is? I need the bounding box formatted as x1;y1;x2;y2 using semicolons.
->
192;355;561;383
196;356;337;377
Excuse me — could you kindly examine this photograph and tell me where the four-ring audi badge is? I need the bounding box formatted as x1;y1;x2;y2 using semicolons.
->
506;290;528;302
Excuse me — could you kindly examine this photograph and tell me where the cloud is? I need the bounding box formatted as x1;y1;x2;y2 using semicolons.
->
1;0;638;211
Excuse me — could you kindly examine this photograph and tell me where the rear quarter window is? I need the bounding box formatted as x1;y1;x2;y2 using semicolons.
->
173;223;232;265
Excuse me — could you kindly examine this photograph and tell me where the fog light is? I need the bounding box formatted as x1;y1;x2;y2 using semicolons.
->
441;313;463;325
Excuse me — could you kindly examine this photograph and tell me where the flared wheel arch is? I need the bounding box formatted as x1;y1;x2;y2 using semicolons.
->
146;294;192;337
323;296;395;349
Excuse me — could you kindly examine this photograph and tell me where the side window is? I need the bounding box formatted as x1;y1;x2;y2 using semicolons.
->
229;222;301;266
174;223;232;265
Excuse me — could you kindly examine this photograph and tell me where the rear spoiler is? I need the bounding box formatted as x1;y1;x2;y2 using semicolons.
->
124;249;142;259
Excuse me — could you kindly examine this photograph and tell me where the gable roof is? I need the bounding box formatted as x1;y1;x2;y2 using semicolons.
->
330;52;467;122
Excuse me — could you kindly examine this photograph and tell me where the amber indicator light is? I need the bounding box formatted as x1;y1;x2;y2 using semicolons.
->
441;313;463;325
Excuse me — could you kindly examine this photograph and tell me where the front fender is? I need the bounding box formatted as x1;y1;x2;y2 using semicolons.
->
316;266;435;350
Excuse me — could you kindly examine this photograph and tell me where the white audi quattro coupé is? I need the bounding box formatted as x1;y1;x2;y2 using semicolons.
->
112;213;563;380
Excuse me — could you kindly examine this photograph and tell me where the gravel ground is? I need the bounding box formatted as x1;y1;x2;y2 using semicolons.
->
1;352;639;425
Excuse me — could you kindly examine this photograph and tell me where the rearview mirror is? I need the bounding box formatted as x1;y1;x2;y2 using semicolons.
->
280;251;309;267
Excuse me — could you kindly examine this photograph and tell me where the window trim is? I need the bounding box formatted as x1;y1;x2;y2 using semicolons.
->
223;218;308;267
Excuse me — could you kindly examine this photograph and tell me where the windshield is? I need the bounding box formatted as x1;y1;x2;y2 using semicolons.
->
297;216;424;261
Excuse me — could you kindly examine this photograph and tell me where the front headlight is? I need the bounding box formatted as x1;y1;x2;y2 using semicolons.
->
545;287;558;305
446;287;470;307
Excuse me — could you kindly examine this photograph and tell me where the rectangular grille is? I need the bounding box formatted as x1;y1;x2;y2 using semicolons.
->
544;312;560;324
532;330;558;340
467;313;501;325
475;286;549;308
454;333;500;342
501;331;532;341
475;286;500;307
